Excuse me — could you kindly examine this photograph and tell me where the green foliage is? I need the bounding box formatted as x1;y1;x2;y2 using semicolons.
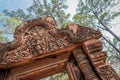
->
0;34;8;42
111;12;120;19
74;0;120;25
73;13;93;26
0;13;22;42
3;9;30;21
3;0;70;27
100;12;109;21
0;13;2;16
0;17;22;33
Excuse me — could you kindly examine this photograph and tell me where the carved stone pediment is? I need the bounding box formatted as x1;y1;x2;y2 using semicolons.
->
0;17;102;68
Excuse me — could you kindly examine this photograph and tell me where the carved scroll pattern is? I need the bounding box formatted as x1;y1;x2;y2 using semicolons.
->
82;39;120;80
73;47;100;80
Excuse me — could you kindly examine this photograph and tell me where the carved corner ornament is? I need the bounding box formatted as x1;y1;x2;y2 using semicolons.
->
0;16;119;80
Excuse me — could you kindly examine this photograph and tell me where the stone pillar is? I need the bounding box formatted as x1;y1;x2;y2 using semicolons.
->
73;47;100;80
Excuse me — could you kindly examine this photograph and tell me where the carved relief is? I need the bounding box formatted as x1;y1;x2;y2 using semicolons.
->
0;17;119;80
98;65;120;80
57;24;102;43
82;39;120;80
0;17;102;64
73;47;100;80
0;17;71;64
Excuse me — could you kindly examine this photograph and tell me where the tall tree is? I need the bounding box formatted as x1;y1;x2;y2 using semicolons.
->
73;0;120;39
73;0;120;72
3;0;70;27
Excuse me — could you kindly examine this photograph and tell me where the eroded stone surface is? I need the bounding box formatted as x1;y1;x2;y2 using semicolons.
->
0;17;102;64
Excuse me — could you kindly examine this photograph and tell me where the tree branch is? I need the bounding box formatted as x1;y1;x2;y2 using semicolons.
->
102;36;120;54
93;11;120;42
96;25;107;31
